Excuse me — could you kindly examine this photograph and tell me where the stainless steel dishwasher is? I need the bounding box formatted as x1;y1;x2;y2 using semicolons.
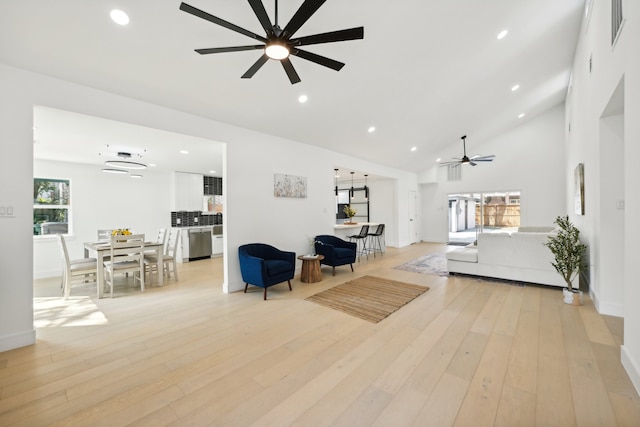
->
188;227;212;260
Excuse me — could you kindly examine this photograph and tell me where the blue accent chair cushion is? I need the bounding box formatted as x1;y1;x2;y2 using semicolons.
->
238;243;296;300
314;235;357;275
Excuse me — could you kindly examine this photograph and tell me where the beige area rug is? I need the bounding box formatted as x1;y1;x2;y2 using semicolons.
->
393;252;449;276
305;275;429;323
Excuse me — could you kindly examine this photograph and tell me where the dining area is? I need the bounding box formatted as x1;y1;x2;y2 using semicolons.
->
56;228;180;299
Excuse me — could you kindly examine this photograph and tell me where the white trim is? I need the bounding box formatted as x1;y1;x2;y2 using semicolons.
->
611;18;626;50
589;288;624;317
621;345;640;396
0;329;36;353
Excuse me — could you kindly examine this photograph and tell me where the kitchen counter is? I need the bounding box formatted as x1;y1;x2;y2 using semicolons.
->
334;222;381;230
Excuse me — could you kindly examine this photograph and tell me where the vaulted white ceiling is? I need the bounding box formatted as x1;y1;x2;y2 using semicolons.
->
1;0;585;174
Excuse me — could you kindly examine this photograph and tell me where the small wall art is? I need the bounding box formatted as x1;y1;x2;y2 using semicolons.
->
274;173;307;198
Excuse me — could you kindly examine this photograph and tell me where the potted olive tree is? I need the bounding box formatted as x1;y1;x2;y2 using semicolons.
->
544;215;587;305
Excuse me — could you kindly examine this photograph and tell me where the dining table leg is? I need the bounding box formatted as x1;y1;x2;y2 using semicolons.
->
156;244;164;287
96;251;104;298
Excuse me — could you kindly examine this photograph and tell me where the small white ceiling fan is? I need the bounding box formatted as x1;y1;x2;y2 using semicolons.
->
439;135;495;167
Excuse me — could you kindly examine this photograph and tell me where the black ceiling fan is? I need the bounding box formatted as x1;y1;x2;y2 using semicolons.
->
439;135;496;167
179;0;364;84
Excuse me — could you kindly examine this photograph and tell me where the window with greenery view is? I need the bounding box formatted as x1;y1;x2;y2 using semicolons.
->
33;178;70;236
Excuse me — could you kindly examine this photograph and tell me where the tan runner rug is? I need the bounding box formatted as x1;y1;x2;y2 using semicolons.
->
305;275;429;323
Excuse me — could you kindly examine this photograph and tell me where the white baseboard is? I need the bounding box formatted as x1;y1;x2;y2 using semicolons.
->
621;345;640;396
0;329;36;353
589;289;624;317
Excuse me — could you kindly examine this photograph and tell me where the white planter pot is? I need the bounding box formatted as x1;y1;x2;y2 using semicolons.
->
563;288;583;305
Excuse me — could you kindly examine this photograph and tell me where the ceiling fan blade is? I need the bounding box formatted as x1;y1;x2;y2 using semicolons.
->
281;58;302;84
470;161;477;166
291;27;364;46
470;154;496;160
282;0;327;39
196;45;264;55
241;54;269;79
247;0;274;36
180;2;267;43
438;161;462;167
291;48;344;71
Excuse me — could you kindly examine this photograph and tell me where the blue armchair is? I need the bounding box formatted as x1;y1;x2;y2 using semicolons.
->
314;235;357;276
238;243;296;300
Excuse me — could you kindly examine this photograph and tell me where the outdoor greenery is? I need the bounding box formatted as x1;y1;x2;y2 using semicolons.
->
544;215;587;291
33;178;70;234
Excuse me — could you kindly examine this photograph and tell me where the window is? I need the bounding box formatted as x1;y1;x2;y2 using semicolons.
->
33;178;70;236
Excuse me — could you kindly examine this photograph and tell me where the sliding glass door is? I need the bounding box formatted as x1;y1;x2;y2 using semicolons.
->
448;191;521;245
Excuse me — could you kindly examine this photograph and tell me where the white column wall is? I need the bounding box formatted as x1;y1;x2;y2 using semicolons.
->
566;0;640;394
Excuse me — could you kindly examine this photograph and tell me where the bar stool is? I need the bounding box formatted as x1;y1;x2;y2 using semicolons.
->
347;225;369;261
367;224;385;257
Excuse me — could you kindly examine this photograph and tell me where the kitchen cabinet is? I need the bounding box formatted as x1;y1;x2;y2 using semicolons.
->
212;234;223;256
175;172;203;211
203;176;222;195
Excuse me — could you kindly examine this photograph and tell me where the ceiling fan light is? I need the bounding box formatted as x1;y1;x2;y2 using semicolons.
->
104;160;147;170
102;168;128;174
265;42;289;60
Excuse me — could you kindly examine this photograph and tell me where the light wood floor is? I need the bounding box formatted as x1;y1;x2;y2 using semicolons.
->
2;242;640;426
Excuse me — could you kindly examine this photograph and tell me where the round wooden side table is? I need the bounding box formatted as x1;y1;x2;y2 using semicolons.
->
298;255;324;283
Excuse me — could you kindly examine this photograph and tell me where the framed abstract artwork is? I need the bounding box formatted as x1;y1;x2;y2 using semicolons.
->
274;173;307;198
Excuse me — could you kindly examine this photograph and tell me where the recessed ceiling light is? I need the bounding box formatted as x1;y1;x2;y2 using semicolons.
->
209;170;216;174
110;9;130;26
298;94;308;103
130;174;143;179
436;158;441;162
497;30;508;40
148;163;156;167
180;150;189;154
410;147;417;152
368;126;376;133
518;113;525;118
511;84;520;91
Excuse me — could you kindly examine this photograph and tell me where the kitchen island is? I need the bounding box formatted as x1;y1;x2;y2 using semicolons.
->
333;222;385;254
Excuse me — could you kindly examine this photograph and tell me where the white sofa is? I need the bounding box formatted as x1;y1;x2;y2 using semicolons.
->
446;226;568;287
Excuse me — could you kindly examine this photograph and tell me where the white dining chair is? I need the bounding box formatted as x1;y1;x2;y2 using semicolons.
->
146;228;168;254
97;229;114;241
56;234;98;299
145;228;181;282
103;233;146;298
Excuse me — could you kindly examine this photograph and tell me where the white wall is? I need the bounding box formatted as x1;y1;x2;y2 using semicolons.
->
368;179;397;246
565;0;640;394
419;105;567;243
33;159;173;278
0;63;417;352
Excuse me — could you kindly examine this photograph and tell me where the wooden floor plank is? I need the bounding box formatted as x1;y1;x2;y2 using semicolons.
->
0;244;637;427
453;332;513;426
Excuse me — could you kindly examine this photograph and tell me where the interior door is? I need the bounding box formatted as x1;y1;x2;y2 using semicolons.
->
409;190;418;243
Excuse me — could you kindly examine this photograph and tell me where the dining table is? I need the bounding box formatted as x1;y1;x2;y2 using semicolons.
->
84;241;164;298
